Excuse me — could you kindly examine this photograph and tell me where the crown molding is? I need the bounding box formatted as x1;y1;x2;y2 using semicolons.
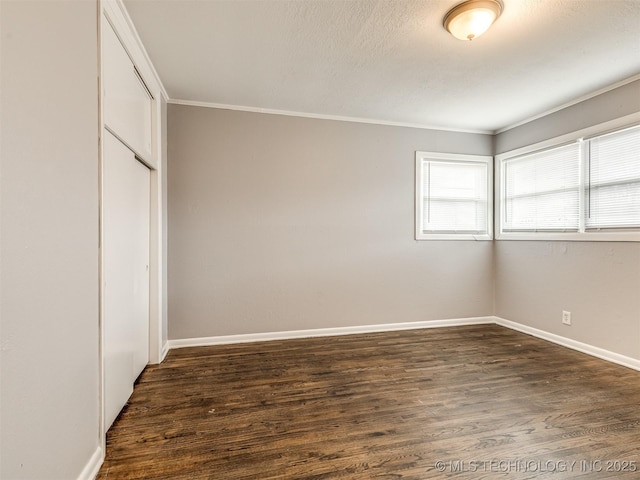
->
168;99;493;135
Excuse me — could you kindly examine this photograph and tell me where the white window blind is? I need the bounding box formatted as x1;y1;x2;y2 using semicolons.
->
417;154;491;238
503;143;581;232
586;125;640;229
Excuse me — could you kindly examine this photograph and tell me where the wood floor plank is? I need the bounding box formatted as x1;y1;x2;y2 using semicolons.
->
97;325;640;479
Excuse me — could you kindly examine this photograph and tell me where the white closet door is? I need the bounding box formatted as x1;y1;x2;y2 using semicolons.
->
103;130;150;430
102;16;153;162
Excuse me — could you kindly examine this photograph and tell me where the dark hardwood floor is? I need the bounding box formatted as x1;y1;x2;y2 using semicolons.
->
97;325;640;479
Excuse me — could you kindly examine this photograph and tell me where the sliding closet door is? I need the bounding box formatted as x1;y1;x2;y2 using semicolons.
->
103;130;150;429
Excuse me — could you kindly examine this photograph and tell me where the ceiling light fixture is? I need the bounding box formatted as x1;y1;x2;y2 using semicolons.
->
443;0;503;41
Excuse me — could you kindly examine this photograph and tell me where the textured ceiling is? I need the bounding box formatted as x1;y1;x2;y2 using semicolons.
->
123;0;640;133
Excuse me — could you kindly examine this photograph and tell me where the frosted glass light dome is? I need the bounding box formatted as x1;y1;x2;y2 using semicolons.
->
444;0;503;41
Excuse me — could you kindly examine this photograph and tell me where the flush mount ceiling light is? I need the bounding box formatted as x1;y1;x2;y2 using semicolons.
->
443;0;503;41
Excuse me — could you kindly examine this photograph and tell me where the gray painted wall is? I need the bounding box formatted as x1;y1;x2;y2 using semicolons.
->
494;80;640;360
168;105;494;339
0;1;100;479
169;79;640;361
495;241;640;359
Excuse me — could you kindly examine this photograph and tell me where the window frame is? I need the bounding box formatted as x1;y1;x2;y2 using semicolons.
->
496;114;640;242
415;151;493;241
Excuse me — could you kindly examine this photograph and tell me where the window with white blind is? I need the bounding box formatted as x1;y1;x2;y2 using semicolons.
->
497;122;640;241
586;125;640;230
415;152;492;240
503;143;581;232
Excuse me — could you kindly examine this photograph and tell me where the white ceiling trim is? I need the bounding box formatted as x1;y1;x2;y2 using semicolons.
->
169;70;640;136
168;98;493;135
495;73;640;135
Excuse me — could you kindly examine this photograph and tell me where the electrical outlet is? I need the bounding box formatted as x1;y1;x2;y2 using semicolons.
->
562;310;572;326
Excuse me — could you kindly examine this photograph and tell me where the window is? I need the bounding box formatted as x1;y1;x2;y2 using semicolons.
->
497;123;640;241
503;143;581;232
586;126;640;230
415;152;492;240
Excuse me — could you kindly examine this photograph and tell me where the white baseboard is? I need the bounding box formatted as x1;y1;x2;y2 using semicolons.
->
77;446;103;480
168;316;495;349
167;315;639;372
495;317;640;371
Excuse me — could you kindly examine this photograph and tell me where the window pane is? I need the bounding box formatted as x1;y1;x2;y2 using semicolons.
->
587;125;640;229
505;191;579;231
421;160;488;233
426;199;487;232
503;143;580;231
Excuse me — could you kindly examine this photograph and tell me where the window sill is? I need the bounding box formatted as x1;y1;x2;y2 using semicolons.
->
496;231;640;242
416;233;493;241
